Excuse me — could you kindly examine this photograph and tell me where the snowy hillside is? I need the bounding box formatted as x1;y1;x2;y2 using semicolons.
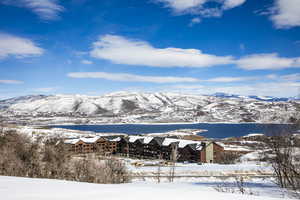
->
1;91;299;124
0;95;47;109
0;176;291;200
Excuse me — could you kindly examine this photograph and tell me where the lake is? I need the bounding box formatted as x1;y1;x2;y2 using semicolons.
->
52;123;292;139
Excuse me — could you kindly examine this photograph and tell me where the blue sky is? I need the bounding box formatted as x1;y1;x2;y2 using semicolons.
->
0;0;300;99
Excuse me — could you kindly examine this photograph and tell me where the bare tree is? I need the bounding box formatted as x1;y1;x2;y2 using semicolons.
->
263;124;300;198
0;127;131;184
219;151;241;164
156;153;162;183
214;176;255;196
169;144;179;182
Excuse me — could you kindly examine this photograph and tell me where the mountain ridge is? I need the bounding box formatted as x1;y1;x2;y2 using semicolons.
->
0;91;299;124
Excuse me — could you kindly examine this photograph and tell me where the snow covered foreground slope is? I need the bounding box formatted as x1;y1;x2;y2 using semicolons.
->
0;176;288;200
1;91;300;123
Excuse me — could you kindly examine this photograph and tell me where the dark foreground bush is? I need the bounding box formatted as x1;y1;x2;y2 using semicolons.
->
0;128;130;184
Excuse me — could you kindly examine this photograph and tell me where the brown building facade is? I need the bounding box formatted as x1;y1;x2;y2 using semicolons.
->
63;136;224;163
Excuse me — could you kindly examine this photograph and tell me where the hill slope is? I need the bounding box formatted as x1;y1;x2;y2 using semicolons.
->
1;91;299;124
0;176;288;200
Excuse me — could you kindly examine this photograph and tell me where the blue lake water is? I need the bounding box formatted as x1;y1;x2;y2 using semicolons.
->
52;123;292;139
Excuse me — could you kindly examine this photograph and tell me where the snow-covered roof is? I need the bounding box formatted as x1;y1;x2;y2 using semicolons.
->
128;136;154;144
242;133;264;138
64;135;204;151
81;137;101;143
64;138;81;144
162;138;203;150
109;137;121;142
64;136;104;144
128;136;144;143
128;136;203;150
64;135;124;144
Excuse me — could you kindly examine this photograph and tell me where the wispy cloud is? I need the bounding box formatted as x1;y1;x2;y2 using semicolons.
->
172;81;300;97
1;0;64;20
189;17;201;26
90;35;300;70
0;33;44;59
81;59;93;65
278;73;300;81
205;76;259;82
155;0;246;21
203;74;299;82
67;72;200;83
90;35;234;68
236;53;300;70
0;80;23;84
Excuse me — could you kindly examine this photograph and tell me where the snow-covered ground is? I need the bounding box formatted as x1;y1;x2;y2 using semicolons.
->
145;128;207;137
4;126;126;140
0;176;292;200
124;158;273;176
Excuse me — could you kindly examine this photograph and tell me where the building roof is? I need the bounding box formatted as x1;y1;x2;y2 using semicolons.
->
64;138;82;144
64;136;120;144
81;137;101;143
109;137;121;142
64;135;205;151
128;136;154;144
128;136;204;151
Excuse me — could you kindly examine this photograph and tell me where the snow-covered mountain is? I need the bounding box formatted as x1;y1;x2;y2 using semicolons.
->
0;95;48;109
1;91;299;124
212;92;294;102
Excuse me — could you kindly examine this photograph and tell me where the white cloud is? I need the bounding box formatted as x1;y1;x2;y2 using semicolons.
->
0;33;44;59
0;80;23;84
223;0;246;10
155;0;246;19
236;53;300;70
67;72;200;83
259;73;300;81
90;35;300;71
172;81;300;97
269;0;300;29
265;74;278;79
205;76;259;82
156;0;205;12
203;74;292;82
1;0;64;20
81;60;93;65
189;17;202;26
279;73;300;81
90;35;234;68
212;82;300;97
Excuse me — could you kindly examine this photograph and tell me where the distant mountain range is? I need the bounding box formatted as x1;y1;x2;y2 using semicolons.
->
211;92;297;102
0;91;299;124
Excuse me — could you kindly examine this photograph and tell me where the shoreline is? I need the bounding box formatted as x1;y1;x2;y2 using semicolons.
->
44;121;292;127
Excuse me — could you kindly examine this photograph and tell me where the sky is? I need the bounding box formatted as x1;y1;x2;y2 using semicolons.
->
0;0;300;99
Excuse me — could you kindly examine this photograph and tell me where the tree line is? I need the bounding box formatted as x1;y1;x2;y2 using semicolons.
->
0;127;130;184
